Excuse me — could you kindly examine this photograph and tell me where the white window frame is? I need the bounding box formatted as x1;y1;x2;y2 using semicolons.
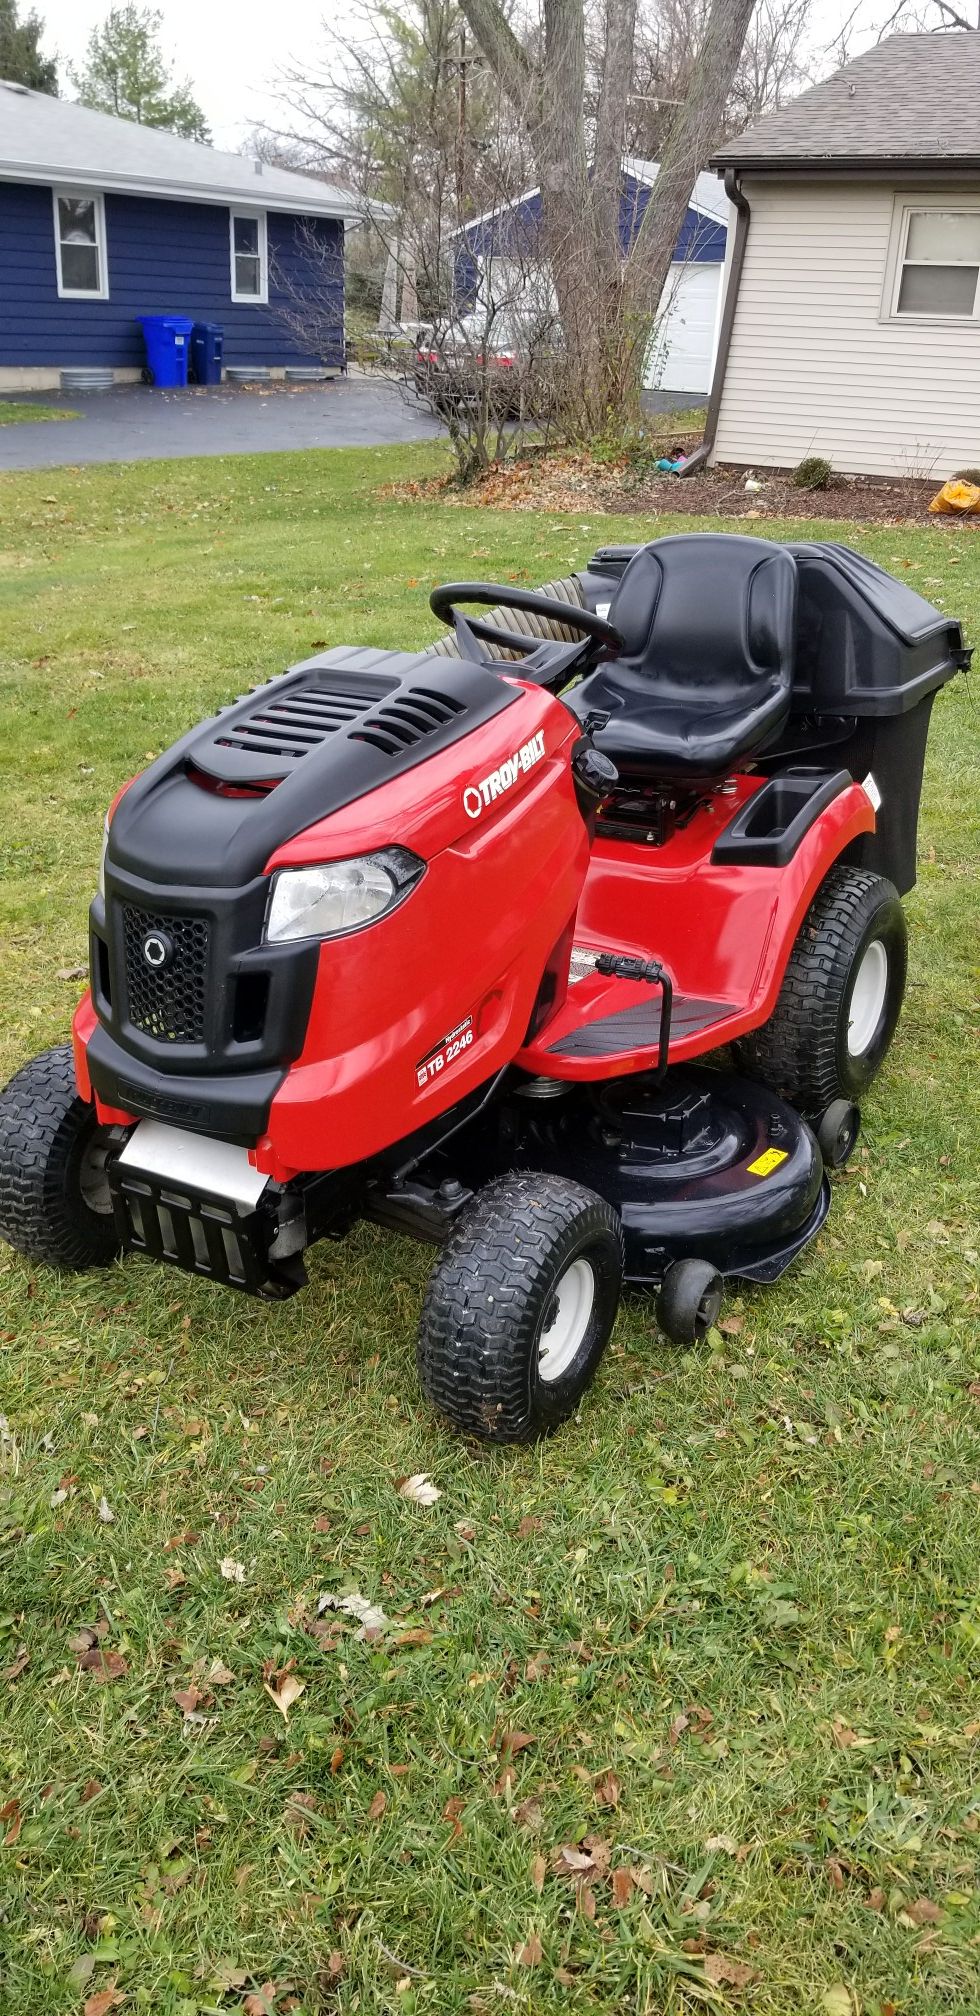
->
883;195;980;324
229;209;268;305
52;187;109;300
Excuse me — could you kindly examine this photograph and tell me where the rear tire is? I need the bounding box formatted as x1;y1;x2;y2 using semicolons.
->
417;1173;623;1443
0;1045;120;1271
736;867;906;1109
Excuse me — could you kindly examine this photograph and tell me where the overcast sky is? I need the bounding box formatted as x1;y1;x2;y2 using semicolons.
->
34;1;913;155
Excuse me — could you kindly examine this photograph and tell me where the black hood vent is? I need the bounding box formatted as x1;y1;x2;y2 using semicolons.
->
105;645;518;890
215;685;379;764
351;685;464;757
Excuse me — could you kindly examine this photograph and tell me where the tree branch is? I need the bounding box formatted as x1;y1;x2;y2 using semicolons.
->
457;0;539;119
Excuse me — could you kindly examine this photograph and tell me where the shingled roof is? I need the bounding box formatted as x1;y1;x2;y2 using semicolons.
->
0;80;372;220
712;32;980;171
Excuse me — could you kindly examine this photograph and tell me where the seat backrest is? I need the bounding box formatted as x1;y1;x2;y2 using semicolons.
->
608;532;798;704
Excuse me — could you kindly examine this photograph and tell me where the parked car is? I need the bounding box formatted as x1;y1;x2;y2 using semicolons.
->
413;310;560;419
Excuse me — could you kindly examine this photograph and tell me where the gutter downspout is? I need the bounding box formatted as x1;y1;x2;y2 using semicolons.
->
679;168;750;476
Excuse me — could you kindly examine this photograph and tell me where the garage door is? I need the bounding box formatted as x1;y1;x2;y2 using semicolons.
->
646;261;722;396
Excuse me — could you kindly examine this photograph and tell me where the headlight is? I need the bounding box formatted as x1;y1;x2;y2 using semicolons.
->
264;847;423;945
97;812;110;899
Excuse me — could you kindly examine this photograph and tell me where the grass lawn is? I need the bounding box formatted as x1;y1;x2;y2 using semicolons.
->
0;401;80;426
0;444;978;2016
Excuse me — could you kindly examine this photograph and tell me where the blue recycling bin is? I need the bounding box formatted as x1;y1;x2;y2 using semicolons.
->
190;321;224;385
138;314;194;387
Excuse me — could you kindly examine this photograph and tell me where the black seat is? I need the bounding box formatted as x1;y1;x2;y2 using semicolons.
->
568;533;798;782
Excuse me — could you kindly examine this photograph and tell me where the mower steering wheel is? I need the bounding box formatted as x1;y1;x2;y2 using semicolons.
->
429;581;623;663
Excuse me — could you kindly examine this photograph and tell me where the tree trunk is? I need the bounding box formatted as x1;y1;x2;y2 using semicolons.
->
459;0;756;439
626;0;755;323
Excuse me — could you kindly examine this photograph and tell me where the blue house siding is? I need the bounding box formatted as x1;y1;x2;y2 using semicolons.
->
456;178;725;306
0;181;345;370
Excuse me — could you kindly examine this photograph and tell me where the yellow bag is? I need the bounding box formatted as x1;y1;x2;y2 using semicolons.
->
928;479;980;514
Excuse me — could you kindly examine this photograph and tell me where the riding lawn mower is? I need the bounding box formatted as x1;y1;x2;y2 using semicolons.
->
0;533;965;1442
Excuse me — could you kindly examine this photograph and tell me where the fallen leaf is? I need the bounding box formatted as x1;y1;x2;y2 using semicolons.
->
317;1589;388;1639
517;1935;542;1966
313;1514;332;1533
669;1711;690;1745
576;1881;596;1921
80;1778;102;1803
220;1556;247;1583
831;1718;857;1748
164;1531;200;1551
78;1647;128;1683
397;1473;441;1507
283;1791;318;1836
611;1867;635;1908
819;1989;854;2016
512;1796;543;1832
174;1685;201;1715
263;1669;306;1720
56;964;87;982
499;1730;536;1760
866;1888;885;1912
559;1846;595;1874
97;1496;114;1524
3;1645;29;1682
703;1953;758;1989
83;1990;126;2016
394;1628;433;1648
243;1984;277;2016
516;1515;542;1538
2;1798;22;1846
207;1659;235;1685
904;1895;944;1926
705;1833;739;1855
531;1853;546;1894
594;1769;621;1809
367;1789;387;1821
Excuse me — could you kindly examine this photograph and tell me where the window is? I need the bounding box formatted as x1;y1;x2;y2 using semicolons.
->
230;211;267;303
893;205;980;319
53;189;108;299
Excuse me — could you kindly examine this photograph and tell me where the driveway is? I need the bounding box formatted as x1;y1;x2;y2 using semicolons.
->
0;375;445;471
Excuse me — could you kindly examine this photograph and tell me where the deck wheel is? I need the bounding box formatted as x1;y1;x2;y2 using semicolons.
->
815;1099;861;1170
656;1257;723;1347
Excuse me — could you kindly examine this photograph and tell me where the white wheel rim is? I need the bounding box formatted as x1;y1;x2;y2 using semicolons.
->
538;1257;596;1384
848;940;889;1056
79;1133;113;1214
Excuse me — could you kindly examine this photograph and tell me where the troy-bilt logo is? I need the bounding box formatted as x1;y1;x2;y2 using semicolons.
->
463;729;546;820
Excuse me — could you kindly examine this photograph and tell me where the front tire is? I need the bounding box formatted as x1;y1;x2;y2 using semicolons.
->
736;867;907;1109
417;1173;623;1443
0;1045;121;1270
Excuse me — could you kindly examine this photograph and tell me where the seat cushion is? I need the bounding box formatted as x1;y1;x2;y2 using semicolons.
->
568;533;798;781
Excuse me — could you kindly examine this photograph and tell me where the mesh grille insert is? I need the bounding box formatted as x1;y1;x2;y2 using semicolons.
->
123;905;210;1044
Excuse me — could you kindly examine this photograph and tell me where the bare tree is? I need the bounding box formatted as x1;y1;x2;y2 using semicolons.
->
457;0;757;434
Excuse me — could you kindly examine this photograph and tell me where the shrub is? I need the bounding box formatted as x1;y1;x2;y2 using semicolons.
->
951;467;980;485
792;455;833;490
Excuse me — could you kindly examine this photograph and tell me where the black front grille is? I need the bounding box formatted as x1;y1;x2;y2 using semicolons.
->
123;905;210;1044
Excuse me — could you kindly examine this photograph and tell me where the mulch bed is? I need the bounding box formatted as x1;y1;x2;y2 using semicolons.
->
389;449;977;527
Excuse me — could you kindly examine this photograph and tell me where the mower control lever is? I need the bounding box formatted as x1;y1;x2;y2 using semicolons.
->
594;953;673;1081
